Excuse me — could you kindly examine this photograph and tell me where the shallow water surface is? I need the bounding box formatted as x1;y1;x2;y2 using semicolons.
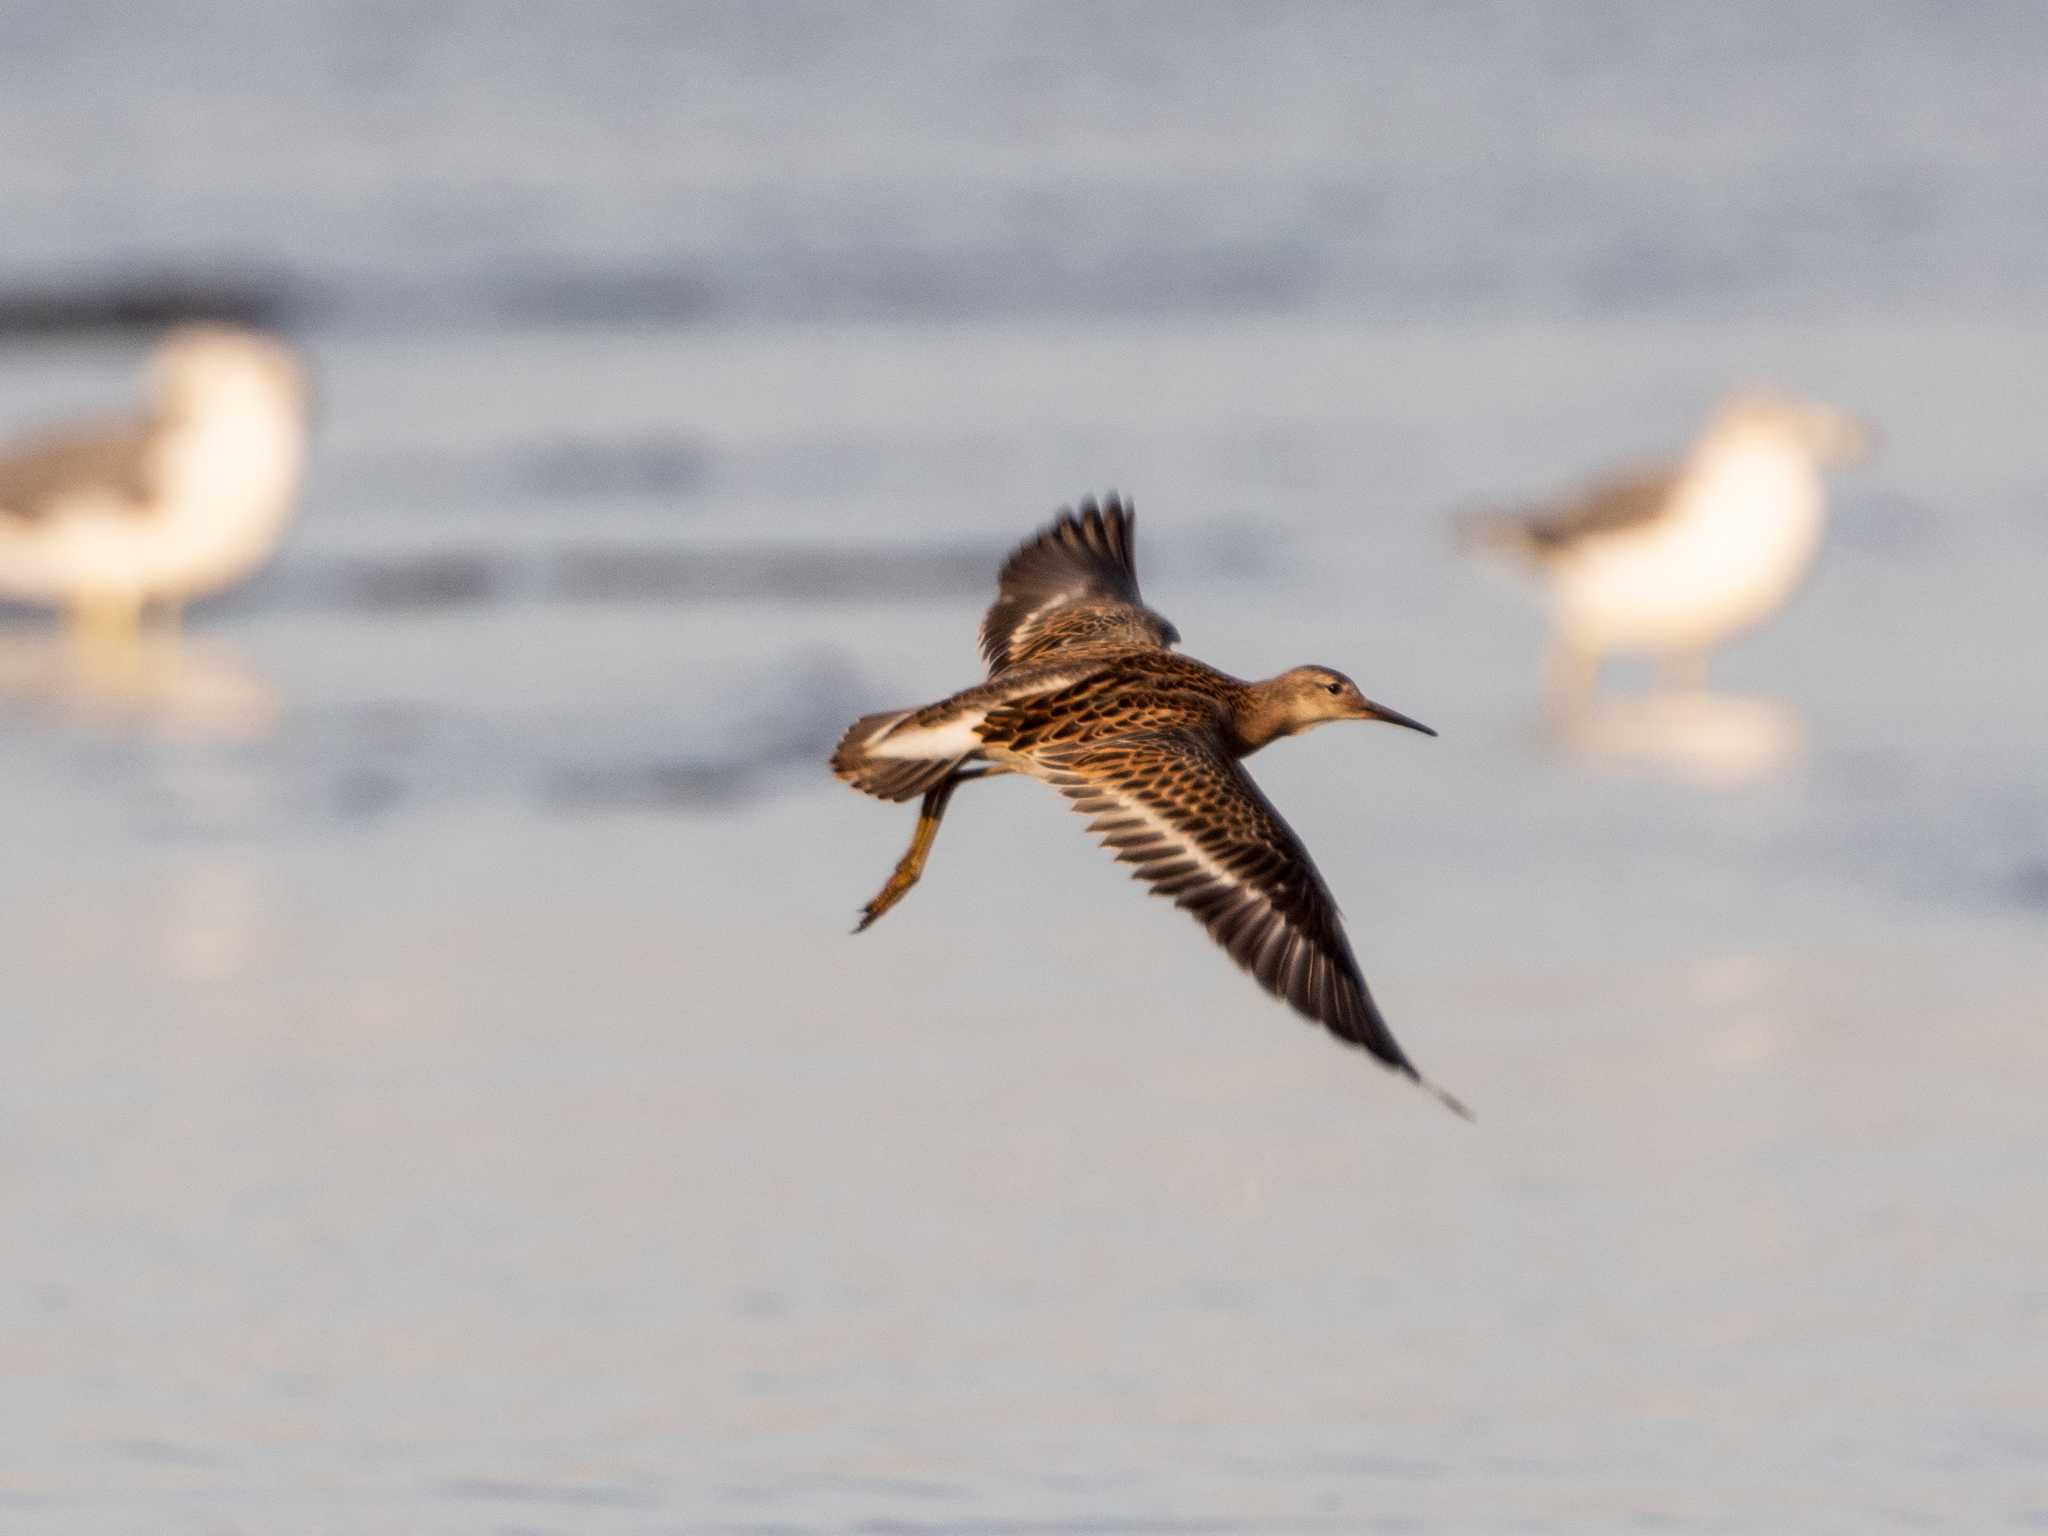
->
2;5;2047;1532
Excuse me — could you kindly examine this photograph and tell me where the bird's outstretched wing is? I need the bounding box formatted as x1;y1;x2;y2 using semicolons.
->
1038;727;1464;1112
0;417;156;521
979;494;1179;675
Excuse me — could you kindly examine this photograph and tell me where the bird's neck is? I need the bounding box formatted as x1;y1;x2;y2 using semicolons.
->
1228;678;1305;757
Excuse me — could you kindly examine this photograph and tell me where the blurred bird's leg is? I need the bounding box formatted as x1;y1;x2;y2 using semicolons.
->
854;765;1001;933
65;591;145;690
67;591;143;646
1545;633;1600;731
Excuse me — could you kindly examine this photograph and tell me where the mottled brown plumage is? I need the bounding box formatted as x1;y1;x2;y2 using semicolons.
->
833;493;1461;1113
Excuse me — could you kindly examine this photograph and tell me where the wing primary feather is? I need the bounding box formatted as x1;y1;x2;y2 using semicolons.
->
1038;729;1465;1113
978;494;1181;673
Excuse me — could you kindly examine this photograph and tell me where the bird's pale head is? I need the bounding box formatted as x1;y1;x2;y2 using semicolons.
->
1713;389;1873;466
1258;665;1437;742
151;325;309;422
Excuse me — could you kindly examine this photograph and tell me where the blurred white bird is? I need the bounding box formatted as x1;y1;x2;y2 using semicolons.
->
0;325;308;640
1465;390;1869;722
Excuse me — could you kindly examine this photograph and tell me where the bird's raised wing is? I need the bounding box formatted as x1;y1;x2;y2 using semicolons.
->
1039;728;1463;1112
979;494;1179;675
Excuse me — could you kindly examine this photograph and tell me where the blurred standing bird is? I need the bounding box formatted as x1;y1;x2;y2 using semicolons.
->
1462;390;1869;724
832;495;1462;1113
0;325;309;644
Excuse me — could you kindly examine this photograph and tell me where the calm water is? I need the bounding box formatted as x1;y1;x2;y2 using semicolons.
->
1;6;2045;1532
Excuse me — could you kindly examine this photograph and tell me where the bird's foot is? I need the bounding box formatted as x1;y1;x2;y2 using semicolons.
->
852;865;920;933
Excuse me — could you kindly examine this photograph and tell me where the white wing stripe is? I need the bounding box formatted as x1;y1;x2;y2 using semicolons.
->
1004;594;1074;659
1057;770;1282;936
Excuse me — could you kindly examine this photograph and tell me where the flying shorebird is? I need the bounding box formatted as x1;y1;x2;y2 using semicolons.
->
1463;390;1869;722
832;494;1463;1113
0;325;309;637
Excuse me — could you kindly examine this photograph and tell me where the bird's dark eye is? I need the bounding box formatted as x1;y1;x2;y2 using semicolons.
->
1325;682;1342;695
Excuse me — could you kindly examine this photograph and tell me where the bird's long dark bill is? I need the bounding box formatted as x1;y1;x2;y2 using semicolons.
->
1359;699;1436;737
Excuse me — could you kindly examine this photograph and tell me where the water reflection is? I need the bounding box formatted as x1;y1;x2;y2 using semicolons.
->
1563;690;1804;786
0;618;872;840
0;628;277;735
151;852;274;986
543;650;858;815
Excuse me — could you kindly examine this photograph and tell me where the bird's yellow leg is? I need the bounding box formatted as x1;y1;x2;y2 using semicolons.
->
65;592;146;689
854;766;1000;933
68;591;144;646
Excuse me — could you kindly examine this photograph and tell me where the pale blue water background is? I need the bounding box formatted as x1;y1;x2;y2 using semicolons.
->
0;5;2044;1531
